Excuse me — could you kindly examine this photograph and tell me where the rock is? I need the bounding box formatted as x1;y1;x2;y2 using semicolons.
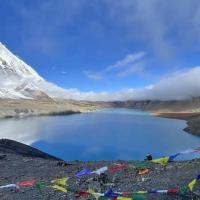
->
0;154;6;159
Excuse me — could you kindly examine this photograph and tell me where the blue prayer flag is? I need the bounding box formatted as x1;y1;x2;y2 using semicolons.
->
75;168;91;177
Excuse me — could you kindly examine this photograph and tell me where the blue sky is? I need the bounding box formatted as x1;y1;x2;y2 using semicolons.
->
1;0;200;94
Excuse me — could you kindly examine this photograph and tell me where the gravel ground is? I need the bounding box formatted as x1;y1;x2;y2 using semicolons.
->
0;140;199;200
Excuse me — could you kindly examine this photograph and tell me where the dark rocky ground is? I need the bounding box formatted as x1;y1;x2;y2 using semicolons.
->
184;116;200;136
0;139;199;200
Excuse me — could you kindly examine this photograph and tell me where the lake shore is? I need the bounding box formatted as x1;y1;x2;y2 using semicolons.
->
1;98;200;137
95;99;200;137
0;99;99;119
151;112;200;136
0;139;199;200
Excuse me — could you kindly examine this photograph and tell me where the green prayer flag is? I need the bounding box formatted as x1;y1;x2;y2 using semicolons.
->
67;187;77;193
129;161;148;169
35;182;49;188
179;186;189;194
99;197;110;200
132;194;147;200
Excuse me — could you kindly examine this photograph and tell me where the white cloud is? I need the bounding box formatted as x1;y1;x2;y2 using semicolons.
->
116;62;145;77
142;67;200;100
83;70;103;80
84;52;146;80
106;52;146;72
64;66;200;101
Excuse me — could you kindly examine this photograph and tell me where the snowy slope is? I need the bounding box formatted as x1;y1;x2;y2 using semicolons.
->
0;42;62;99
0;43;43;81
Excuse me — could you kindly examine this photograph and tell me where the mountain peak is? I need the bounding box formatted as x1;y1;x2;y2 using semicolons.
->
0;42;71;100
0;42;51;99
0;42;43;81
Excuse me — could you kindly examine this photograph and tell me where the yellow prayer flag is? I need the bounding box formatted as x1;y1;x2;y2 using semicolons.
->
135;191;148;194
51;185;67;193
188;179;197;191
117;197;132;200
51;177;68;186
151;157;169;165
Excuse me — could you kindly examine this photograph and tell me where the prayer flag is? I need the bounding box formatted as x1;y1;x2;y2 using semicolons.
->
51;185;67;193
35;181;49;188
167;188;179;193
129;161;148;170
138;168;149;175
179;149;195;155
169;153;181;162
156;190;168;193
132;194;147;200
194;147;200;151
108;163;129;173
134;191;148;194
91;166;108;175
104;188;120;198
0;184;17;189
148;189;157;193
188;179;197;191
17;179;38;187
75;191;90;197
51;177;68;186
151;157;169;165
76;168;91;177
117;197;132;200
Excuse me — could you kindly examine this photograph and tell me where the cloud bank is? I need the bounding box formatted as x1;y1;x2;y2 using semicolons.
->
62;66;200;101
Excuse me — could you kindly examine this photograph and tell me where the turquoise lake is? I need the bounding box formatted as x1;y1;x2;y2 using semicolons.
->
0;109;200;161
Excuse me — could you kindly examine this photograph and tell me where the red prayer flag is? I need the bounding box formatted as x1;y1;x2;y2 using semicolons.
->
75;191;90;197
195;147;200;151
167;188;179;194
17;179;38;187
122;191;131;196
108;163;129;173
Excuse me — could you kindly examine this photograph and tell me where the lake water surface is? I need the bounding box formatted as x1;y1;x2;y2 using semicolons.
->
0;109;200;161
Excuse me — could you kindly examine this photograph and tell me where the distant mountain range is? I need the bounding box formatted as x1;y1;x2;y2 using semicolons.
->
0;42;75;100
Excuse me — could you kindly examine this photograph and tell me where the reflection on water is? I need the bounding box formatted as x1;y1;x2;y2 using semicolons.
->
0;109;199;160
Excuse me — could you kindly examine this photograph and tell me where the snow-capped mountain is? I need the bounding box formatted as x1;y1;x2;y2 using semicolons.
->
0;42;74;100
0;43;43;81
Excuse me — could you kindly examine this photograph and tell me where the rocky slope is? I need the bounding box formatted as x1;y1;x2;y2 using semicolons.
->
0;139;199;200
98;97;200;113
